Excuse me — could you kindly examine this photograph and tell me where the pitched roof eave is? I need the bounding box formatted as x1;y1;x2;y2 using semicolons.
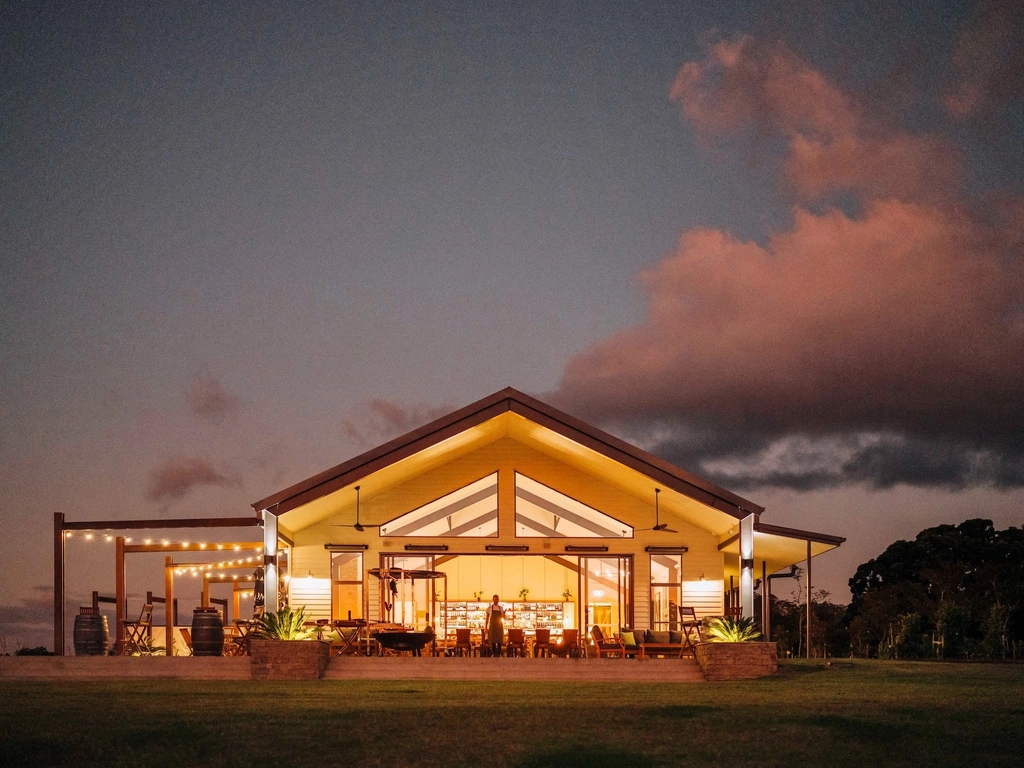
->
250;386;765;520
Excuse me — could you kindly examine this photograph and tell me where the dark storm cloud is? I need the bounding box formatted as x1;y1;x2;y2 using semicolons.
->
144;456;241;502
0;589;53;649
556;33;1024;491
639;428;1024;493
186;374;239;419
341;399;455;448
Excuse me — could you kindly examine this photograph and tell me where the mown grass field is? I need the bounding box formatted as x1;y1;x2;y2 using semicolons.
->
1;660;1022;767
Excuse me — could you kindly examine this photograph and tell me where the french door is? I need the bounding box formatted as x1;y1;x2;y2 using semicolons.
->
580;556;633;638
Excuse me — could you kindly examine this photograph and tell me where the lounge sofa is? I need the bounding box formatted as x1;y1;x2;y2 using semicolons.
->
618;628;690;658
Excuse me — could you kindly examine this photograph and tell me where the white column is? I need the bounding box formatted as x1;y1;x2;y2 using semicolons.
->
739;513;755;620
263;509;279;612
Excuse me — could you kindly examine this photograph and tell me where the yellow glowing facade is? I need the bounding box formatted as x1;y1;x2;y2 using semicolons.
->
252;389;844;636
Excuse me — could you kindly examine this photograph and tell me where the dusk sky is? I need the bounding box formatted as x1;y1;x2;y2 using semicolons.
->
3;1;1023;650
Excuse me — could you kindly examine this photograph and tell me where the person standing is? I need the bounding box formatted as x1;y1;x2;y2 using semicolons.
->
486;595;505;656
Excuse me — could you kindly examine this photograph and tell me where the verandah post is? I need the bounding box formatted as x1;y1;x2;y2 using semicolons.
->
806;539;812;659
739;513;755;619
263;509;279;611
53;513;65;655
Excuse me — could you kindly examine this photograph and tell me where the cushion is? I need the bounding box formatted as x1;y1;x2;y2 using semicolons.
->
620;631;636;647
649;630;671;644
669;631;683;644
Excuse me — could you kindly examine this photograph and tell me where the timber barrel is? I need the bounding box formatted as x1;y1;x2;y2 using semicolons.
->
73;609;109;656
191;608;225;656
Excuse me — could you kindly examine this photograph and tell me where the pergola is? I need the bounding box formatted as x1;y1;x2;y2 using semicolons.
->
52;512;278;655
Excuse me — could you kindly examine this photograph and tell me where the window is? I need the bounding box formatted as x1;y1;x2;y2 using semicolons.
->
379;474;498;537
515;473;632;538
650;553;682;630
331;551;363;620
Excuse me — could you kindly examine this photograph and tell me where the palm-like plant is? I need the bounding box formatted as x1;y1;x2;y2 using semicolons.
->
252;607;313;640
704;616;761;642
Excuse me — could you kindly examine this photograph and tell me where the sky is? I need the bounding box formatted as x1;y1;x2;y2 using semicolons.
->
2;0;1023;650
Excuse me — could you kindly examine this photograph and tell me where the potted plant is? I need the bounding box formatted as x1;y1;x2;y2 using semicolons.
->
695;616;778;681
249;606;330;680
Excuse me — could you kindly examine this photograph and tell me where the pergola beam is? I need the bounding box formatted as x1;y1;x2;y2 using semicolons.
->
63;517;259;531
123;542;263;554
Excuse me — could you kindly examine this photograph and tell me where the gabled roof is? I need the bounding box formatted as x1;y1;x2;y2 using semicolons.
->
251;387;764;520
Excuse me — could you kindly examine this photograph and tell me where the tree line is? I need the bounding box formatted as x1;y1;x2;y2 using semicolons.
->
763;519;1024;660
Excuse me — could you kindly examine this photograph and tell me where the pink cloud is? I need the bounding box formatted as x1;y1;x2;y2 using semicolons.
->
671;35;964;204
944;0;1024;121
186;374;239;419
560;200;1024;439
145;456;242;502
556;34;1024;490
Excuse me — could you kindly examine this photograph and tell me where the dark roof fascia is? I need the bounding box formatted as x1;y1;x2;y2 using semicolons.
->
251;386;764;520
755;521;846;546
251;394;514;515
505;393;762;519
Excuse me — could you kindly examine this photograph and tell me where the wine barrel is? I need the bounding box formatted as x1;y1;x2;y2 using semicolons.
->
73;611;110;656
191;607;225;656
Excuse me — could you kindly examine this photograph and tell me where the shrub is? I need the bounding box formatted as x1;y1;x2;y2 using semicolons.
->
252;607;312;640
704;616;761;642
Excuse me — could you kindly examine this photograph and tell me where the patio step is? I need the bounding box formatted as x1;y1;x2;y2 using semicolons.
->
324;656;705;682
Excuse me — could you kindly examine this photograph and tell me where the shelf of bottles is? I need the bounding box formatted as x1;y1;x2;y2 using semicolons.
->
438;601;570;639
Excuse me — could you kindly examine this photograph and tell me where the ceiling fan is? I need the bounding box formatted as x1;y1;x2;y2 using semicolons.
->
332;486;379;532
637;488;678;533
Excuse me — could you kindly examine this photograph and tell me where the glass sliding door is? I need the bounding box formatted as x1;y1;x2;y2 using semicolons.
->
380;555;435;629
581;556;633;639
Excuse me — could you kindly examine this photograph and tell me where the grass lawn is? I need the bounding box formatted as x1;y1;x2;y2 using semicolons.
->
1;660;1022;767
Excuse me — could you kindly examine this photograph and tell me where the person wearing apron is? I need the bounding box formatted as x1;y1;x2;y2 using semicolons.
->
486;595;505;656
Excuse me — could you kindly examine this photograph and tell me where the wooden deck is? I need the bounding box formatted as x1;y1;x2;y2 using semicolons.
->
324;656;705;682
1;655;704;682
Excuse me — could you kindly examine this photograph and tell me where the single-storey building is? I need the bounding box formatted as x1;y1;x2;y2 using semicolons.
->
251;388;843;641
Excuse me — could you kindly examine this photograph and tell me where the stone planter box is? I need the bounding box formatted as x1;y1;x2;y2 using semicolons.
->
249;640;331;680
695;642;778;681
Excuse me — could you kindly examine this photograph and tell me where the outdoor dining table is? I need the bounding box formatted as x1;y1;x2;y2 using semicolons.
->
330;619;368;656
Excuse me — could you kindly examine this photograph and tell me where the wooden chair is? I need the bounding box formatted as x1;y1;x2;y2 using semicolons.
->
590;625;627;659
679;606;703;655
230;620;253;656
724;606;743;618
506;628;526;657
123;603;153;654
550;628;581;658
178;627;194;656
533;628;554;657
453;628;476;657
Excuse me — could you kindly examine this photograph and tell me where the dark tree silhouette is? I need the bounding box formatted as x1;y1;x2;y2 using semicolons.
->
845;519;1024;659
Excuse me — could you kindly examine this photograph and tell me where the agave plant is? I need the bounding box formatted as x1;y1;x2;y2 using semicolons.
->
252;606;313;640
704;616;761;642
126;636;166;656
